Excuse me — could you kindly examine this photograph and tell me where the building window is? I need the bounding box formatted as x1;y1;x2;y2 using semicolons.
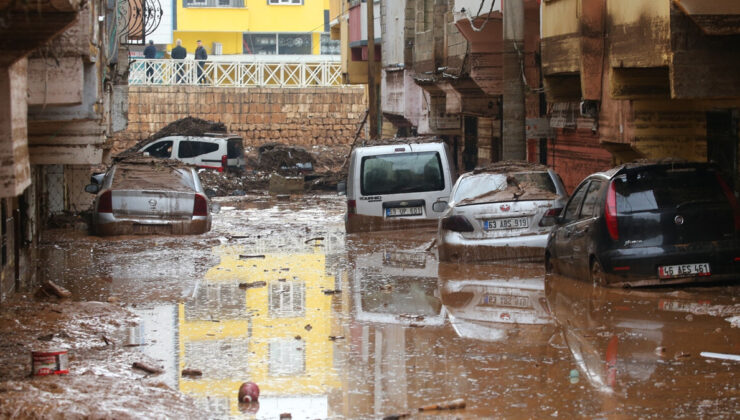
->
268;0;303;4
243;33;312;55
320;33;340;55
183;0;244;8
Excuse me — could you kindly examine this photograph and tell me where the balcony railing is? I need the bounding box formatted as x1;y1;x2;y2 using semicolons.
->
129;59;344;87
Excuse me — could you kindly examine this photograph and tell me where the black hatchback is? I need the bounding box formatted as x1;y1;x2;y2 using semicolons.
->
545;161;740;287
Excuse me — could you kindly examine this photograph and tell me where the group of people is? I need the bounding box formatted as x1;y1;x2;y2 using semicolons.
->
143;39;209;84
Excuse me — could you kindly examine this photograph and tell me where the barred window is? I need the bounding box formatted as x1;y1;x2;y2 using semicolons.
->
268;0;303;5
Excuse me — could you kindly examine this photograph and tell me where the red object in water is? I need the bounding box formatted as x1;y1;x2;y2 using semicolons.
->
238;381;260;403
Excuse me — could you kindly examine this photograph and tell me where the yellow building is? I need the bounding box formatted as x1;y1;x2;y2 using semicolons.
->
178;243;341;417
171;0;340;56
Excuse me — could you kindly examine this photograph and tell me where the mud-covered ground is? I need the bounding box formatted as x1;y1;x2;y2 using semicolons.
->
1;194;739;419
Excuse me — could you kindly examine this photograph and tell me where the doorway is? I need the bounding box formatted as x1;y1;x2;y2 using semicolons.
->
707;110;738;188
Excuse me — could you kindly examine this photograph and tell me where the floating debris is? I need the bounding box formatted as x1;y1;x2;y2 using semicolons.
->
329;335;345;341
304;237;325;244
323;289;341;295
239;254;266;260
132;362;163;375
418;398;466;412
182;368;203;377
239;281;267;289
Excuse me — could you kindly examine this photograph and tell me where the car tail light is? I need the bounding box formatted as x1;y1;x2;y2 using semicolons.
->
605;181;619;241
441;215;474;232
220;155;227;173
347;200;357;216
193;194;208;216
716;173;740;231
539;207;562;226
97;190;112;213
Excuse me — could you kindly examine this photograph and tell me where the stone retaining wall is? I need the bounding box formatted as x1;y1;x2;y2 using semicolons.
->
111;85;367;155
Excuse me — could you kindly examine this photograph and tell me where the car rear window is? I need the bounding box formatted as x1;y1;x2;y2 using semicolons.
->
360;152;444;196
178;141;219;158
614;168;727;213
227;138;244;159
112;166;196;192
453;172;556;203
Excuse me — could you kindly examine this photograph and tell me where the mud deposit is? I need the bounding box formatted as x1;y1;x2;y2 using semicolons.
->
2;194;739;418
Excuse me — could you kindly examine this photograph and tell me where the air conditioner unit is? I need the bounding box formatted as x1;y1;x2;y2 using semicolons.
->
580;100;600;119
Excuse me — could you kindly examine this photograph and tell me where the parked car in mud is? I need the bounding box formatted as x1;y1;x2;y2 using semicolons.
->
343;138;456;233
437;162;568;262
545;161;740;287
85;157;212;235
140;133;245;172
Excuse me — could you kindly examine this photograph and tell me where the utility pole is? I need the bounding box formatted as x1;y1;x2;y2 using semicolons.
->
502;0;526;160
367;0;378;140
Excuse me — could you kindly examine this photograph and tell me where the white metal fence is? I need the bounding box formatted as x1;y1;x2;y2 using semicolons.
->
129;59;344;87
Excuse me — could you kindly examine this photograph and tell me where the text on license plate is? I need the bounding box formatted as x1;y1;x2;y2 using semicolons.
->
485;217;528;230
482;294;530;308
658;263;711;279
386;206;423;217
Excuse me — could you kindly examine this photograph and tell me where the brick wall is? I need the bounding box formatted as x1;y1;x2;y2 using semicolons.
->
111;85;367;155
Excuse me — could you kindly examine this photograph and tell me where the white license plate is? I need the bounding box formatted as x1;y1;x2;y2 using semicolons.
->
658;263;711;279
482;294;530;308
485;217;528;230
386;206;423;217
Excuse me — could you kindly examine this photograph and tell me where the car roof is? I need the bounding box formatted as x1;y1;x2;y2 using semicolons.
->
592;159;717;181
471;161;550;175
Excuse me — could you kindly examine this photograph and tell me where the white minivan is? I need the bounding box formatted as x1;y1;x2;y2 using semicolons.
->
141;133;245;172
344;139;456;233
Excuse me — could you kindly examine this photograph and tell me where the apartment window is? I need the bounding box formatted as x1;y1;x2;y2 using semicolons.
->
183;0;244;8
320;33;340;55
268;0;303;4
243;33;312;55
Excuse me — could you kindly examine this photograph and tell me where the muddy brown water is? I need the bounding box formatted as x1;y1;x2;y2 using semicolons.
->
1;194;738;418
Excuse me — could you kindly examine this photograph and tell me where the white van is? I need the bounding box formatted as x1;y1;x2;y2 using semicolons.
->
344;139;456;233
140;133;245;172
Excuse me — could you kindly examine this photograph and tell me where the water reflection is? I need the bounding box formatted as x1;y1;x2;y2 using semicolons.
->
546;274;740;416
177;239;341;419
438;262;553;343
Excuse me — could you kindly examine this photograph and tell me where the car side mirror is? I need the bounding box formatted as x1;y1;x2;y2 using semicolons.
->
85;184;100;194
337;181;346;196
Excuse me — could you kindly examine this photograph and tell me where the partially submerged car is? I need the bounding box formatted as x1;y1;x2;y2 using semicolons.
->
85;157;212;235
437;162;568;262
140;133;245;172
545;160;740;287
343;137;456;233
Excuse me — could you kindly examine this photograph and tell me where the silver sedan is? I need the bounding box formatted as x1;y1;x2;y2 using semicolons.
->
85;158;212;235
437;162;568;262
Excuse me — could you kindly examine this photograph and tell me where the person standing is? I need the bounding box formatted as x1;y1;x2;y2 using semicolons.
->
143;40;157;83
171;39;187;84
195;40;208;85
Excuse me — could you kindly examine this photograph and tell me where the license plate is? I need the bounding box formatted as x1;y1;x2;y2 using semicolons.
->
658;263;711;279
485;217;528;230
383;251;426;268
482;294;530;308
385;206;423;217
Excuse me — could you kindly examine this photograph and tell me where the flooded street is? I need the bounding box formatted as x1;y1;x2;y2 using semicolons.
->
1;194;739;418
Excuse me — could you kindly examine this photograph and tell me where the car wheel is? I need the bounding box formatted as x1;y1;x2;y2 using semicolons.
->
590;259;607;287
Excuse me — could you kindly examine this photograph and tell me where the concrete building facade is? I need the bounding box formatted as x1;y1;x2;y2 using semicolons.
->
0;0;132;301
541;0;740;191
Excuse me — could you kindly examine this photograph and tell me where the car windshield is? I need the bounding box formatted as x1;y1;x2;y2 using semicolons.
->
614;168;727;213
360;151;444;195
453;172;557;203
